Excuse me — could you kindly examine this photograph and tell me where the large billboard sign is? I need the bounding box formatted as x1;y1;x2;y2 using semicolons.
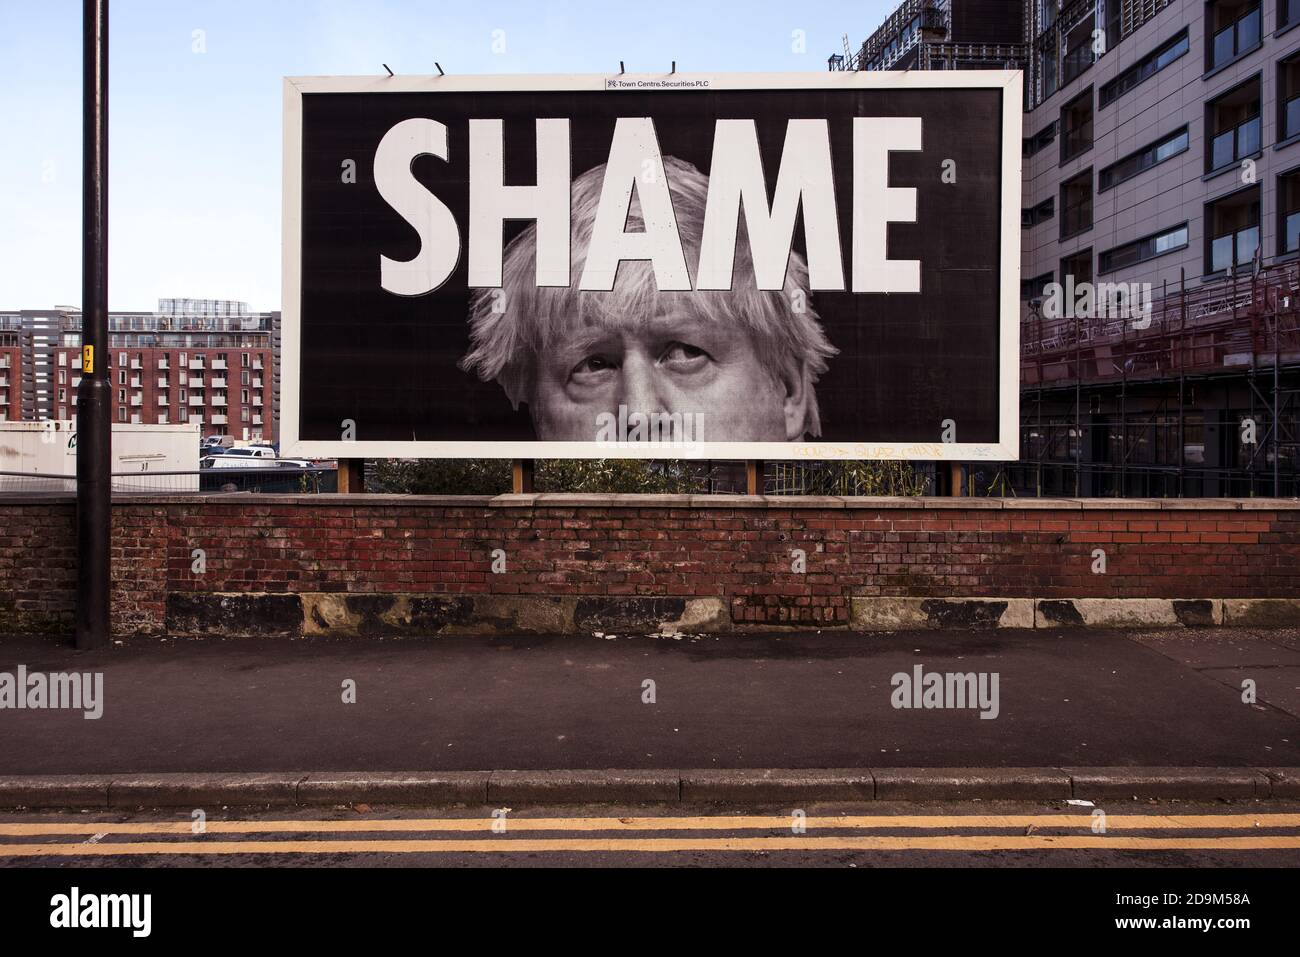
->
282;72;1021;460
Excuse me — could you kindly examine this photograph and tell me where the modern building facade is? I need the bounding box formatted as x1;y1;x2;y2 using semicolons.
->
836;0;1300;496
0;300;278;441
0;315;20;424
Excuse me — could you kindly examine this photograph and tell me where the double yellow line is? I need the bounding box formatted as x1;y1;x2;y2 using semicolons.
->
2;813;1299;856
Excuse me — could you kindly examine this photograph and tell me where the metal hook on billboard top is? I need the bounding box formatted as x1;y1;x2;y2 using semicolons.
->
435;62;445;76
382;63;394;76
619;61;625;74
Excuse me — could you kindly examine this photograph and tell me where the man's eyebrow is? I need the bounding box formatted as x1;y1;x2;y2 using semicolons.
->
549;325;617;359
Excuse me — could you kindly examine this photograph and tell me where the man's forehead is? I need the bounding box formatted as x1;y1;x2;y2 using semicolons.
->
543;307;717;351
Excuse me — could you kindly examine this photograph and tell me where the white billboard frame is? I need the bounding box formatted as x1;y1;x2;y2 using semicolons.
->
282;70;1022;461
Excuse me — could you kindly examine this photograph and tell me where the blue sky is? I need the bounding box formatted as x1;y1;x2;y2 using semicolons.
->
0;0;891;311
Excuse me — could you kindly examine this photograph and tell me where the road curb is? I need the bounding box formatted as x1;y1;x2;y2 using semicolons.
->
2;768;1298;808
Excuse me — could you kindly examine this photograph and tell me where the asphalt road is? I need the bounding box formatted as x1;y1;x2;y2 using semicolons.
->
1;627;1299;772
2;800;1297;867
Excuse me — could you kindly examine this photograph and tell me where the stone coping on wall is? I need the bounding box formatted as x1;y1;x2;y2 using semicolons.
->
0;492;1298;510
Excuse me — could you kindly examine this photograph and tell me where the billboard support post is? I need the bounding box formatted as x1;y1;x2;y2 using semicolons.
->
338;458;364;493
512;459;534;494
75;0;111;651
746;460;763;496
949;462;963;497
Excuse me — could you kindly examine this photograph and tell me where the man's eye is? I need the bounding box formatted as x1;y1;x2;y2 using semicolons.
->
659;342;711;369
570;355;618;378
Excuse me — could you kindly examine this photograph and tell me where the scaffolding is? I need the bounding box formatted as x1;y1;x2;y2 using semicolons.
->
1018;263;1300;497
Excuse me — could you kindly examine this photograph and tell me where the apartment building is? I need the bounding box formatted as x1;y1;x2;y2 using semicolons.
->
837;0;1300;496
0;300;278;441
0;315;20;423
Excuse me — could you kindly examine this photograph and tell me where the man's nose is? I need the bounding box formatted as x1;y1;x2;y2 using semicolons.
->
617;353;665;419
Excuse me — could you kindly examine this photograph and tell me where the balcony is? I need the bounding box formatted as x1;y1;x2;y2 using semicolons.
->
157;395;168;406
252;414;263;425
252;378;263;388
252;397;263;407
72;378;81;388
130;359;142;370
157;359;169;370
157;377;169;389
212;396;227;407
130;377;142;388
211;377;227;389
130;414;141;425
189;416;203;426
210;414;228;425
0;376;7;387
189;396;205;407
188;377;205;389
212;359;228;371
189;359;205;371
130;395;143;407
252;360;263;370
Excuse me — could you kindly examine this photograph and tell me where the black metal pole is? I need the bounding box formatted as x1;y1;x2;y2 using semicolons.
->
75;0;110;650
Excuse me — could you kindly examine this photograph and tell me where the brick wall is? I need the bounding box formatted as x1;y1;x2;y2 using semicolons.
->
1;494;1298;637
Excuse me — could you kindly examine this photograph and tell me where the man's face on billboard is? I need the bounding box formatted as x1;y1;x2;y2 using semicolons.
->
529;308;799;443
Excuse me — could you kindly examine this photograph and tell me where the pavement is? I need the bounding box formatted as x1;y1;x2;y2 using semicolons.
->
1;627;1299;807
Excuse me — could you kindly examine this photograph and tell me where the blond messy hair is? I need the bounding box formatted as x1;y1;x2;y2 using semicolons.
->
460;155;838;436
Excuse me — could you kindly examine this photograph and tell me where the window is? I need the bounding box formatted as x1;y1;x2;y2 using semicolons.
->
118;370;126;385
1060;249;1094;287
1280;55;1300;143
1099;222;1190;273
1062;14;1097;84
1207;1;1261;72
240;389;249;404
1024;120;1058;157
241;353;250;367
1019;269;1050;299
58;352;67;367
1061;89;1093;163
1022;197;1055;227
1279;170;1300;254
1040;43;1059;100
117;389;125;403
1099;126;1190;191
1206;77;1262;172
118;352;126;367
1283;0;1300;31
1060;169;1093;239
1206;186;1261;273
1099;30;1189;107
117;407;126;423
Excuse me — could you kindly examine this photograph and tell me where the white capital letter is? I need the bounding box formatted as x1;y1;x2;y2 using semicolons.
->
698;119;843;291
853;117;922;293
375;118;460;296
469;119;571;287
579;117;690;291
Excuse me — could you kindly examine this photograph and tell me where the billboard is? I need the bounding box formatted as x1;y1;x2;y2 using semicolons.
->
282;72;1021;460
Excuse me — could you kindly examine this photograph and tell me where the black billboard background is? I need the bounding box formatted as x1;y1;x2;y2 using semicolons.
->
297;86;1005;445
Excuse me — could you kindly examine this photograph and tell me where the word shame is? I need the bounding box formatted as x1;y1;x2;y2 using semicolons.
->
376;116;923;296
